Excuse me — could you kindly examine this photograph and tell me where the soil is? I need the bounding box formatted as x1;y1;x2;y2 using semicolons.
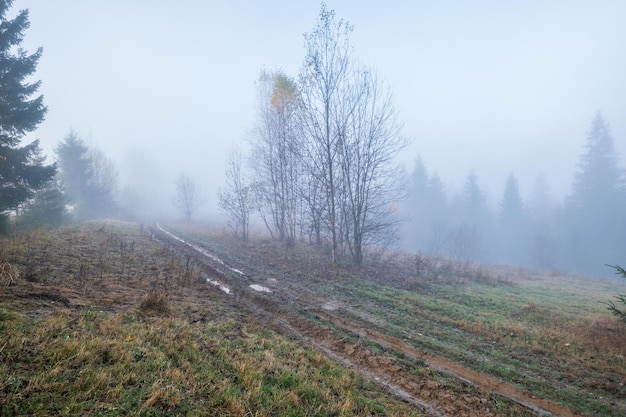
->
150;225;583;417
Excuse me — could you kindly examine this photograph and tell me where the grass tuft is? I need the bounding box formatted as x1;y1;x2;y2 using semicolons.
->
139;290;170;316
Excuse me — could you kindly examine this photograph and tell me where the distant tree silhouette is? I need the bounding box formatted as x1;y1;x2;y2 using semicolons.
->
406;156;431;249
563;112;625;275
404;157;450;255
570;112;622;209
462;170;489;225
55;132;90;213
55;132;118;220
219;147;251;240
174;174;205;223
446;171;491;263
425;173;449;255
499;173;524;227
497;173;526;264
527;173;557;269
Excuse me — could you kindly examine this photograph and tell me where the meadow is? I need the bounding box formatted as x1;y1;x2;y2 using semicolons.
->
1;220;625;416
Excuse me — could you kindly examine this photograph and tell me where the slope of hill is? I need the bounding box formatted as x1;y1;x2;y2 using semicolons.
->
1;220;625;416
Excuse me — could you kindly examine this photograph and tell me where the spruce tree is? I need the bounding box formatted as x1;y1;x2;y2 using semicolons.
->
0;0;53;229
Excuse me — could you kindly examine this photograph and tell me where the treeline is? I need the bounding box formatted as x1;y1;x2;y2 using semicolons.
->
3;1;623;277
0;2;124;231
402;112;625;277
219;6;407;265
218;5;625;276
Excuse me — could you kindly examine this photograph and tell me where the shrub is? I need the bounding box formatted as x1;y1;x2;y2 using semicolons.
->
139;290;170;316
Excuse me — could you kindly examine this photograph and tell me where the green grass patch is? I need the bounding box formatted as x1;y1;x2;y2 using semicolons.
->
0;310;422;416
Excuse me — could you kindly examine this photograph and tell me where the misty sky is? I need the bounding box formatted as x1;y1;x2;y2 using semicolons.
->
17;0;626;214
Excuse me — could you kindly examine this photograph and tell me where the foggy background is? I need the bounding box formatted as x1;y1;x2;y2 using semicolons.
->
15;0;626;276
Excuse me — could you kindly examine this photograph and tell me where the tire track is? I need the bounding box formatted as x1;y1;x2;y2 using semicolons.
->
151;224;581;417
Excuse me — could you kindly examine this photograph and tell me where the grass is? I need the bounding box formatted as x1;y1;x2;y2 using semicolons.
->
168;222;626;417
338;278;626;416
0;221;422;416
0;310;419;416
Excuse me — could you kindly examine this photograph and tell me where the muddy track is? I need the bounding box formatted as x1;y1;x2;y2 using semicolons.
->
151;225;581;417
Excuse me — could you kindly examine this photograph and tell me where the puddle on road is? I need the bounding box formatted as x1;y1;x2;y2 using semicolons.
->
322;301;340;311
156;223;245;276
207;279;231;294
250;284;272;293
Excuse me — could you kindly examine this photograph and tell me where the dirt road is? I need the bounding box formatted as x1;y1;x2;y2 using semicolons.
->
152;224;581;417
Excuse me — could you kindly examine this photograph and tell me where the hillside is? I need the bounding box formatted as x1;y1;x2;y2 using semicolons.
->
1;220;625;416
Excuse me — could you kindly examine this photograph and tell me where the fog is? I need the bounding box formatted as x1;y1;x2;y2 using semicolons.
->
16;1;626;274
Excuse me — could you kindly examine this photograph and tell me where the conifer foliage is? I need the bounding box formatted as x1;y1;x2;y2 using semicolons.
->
0;0;54;229
604;265;626;323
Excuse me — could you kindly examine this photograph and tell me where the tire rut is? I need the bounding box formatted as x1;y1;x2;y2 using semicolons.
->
151;225;582;417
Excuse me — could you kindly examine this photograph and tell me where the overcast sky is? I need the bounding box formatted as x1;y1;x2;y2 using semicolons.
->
17;0;626;214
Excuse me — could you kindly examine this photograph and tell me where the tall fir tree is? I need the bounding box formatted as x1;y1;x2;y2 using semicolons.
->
0;0;54;230
565;112;625;275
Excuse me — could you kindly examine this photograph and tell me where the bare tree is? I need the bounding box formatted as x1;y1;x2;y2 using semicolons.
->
250;69;302;246
299;4;353;263
299;5;407;265
173;174;205;223
338;68;407;265
218;147;250;240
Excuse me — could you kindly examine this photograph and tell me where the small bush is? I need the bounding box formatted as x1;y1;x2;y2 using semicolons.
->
0;262;20;286
139;290;170;316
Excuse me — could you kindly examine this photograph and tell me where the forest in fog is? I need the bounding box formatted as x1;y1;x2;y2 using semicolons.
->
2;2;625;278
401;111;624;277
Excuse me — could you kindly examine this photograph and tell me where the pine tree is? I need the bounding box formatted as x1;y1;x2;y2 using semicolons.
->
0;0;54;229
